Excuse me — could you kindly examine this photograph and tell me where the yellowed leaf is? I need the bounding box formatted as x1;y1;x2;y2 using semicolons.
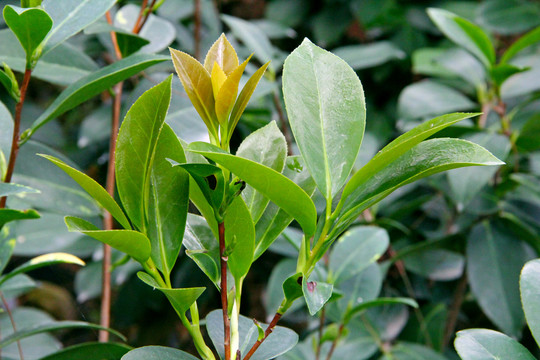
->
216;55;251;125
211;62;227;99
204;33;239;75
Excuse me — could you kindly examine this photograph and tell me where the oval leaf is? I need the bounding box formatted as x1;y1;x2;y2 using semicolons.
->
122;346;199;360
39;342;131;360
455;329;535;360
520;259;540;348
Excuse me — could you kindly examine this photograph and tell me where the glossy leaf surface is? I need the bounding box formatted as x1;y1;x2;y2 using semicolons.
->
65;216;151;263
0;208;40;229
283;38;365;199
520;259;540;348
122;346;199;360
455;329;535;360
24;53;169;141
116;76;172;231
204;34;239;75
183;214;220;285
224;196;255;282
302;276;333;315
0;182;38;197
39;154;131;230
188;142;317;236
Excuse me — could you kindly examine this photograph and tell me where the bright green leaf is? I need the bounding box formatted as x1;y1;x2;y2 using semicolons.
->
283;38;366;200
501;26;540;64
0;208;40;229
490;63;528;87
188;142;317;236
39;154;131;230
224;196;255;282
65;216;151;263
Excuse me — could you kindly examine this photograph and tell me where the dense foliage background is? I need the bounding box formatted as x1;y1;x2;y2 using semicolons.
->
2;0;540;359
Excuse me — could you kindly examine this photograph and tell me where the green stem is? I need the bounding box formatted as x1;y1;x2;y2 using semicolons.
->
179;305;216;360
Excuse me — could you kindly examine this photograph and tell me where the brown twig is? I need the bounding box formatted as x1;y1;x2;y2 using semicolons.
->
442;270;468;349
272;91;293;156
194;0;202;59
219;221;231;360
0;69;32;209
1;292;24;360
132;0;148;33
325;324;344;360
138;0;157;32
242;312;282;360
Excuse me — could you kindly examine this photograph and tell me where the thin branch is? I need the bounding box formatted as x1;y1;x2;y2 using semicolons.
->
325;324;344;360
219;221;231;360
242;312;282;360
138;0;157;32
132;0;149;33
272;91;293;156
1;292;24;360
442;270;468;349
315;307;326;360
194;0;202;60
0;69;32;209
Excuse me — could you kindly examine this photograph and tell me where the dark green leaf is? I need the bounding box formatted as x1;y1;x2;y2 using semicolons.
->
206;309;298;360
237;121;287;222
282;272;304;309
283;38;366;200
490;64;528;87
344;298;418;324
39;154;131;230
517;114;540;152
42;0;116;54
147;124;189;275
224;196;255;282
0;208;40;229
116;76;172;231
302;276;333;315
121;346;199;360
478;0;540;37
188;142;317;236
65;216;151;263
3;6;52;65
39;342;132;360
0;321;126;349
172;163;225;212
403;249;464;281
23;53;169;141
384;342;448;360
520;259;540;348
137;272;205;315
455;329;535;360
332;41;405;70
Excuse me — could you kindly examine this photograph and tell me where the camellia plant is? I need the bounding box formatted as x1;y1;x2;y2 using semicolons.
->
43;34;503;360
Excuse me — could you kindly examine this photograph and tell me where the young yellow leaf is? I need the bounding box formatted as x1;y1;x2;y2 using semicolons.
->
215;55;251;125
204;33;239;75
211;62;227;99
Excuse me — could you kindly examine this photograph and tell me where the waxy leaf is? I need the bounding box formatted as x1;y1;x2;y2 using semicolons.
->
344;297;418;324
65;216;151;263
206;309;298;360
170;48;217;136
0;321;126;349
0;208;40;229
3;6;52;66
237;121;287;223
188;142;317;236
122;346;199;360
520;259;540;348
137;272;205;315
302;276;333;315
116;76;172;231
183;214;220;286
39;342;131;360
224;196;255;282
23;53;169;141
147;124;189;275
339;138;503;227
428;8;495;68
39;154;131;230
455;329;535;360
283;38;366;200
42;0;116;54
172;163;225;212
0;182;38;197
0;252;84;286
204;34;239;75
501;26;540;64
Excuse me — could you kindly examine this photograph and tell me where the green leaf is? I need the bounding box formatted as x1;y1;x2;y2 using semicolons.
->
254;156;316;259
398;81;476;120
170;48;217;137
116;76;172;231
183;214;220;286
188;142;317;236
501;26;540;63
22;53;169;141
172;163;225;213
467;221;529;337
329;226;389;284
3;6;52;66
339;138;502;227
520;259;540;348
302;276;333;315
237;121;287;222
0;252;84;286
455;329;535;360
403;249;465;281
206;309;298;360
0;208;40;229
0;321;126;349
344;297;418;324
332;41;406;70
137;272;205;315
0;62;20;101
39;342;132;360
281;272;304;309
65;216;151;263
517;114;540;152
385;342;448;360
478;0;540;36
224;196;255;282
147;124;189;275
0;239;16;275
39;154;131;230
0;182;39;197
428;8;495;68
42;0;116;54
283;38;366;200
122;346;199;360
490;64;528;87
84;22;150;58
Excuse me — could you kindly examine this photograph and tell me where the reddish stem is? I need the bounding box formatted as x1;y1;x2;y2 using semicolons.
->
242;312;282;360
219;221;231;360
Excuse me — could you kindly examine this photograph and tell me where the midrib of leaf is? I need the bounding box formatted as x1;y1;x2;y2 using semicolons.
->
467;334;499;359
310;50;332;201
151;171;169;276
44;0;88;46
